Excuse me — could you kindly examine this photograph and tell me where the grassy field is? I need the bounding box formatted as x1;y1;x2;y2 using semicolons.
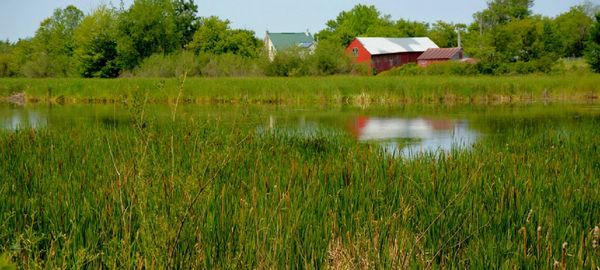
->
1;74;599;105
0;102;599;269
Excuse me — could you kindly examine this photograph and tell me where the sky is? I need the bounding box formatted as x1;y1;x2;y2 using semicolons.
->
0;0;596;42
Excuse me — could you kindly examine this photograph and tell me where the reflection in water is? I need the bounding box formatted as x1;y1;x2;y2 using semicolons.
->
0;104;133;131
257;114;478;158
350;117;478;158
0;108;47;130
257;115;339;138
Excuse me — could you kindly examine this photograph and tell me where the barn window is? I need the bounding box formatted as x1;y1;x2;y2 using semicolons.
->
352;48;359;57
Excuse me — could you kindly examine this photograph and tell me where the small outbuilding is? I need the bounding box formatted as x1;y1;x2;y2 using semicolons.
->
264;31;315;61
346;37;439;73
417;47;464;67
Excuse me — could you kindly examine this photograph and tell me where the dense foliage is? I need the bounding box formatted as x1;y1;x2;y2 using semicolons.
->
585;12;600;72
0;0;599;77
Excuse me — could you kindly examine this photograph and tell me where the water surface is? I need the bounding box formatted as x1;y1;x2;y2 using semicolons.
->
1;102;597;158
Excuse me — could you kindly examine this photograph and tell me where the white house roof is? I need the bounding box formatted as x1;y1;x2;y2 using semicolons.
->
356;37;439;55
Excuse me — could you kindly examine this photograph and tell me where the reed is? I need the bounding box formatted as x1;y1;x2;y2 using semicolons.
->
0;100;598;268
0;74;599;105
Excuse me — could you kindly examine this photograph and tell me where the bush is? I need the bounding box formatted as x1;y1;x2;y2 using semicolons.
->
265;48;307;77
305;40;353;75
0;53;15;77
201;53;265;77
382;56;564;76
265;43;372;77
492;56;560;75
424;61;478;75
382;61;478;76
133;50;206;77
21;53;51;78
133;50;267;78
585;13;600;73
586;43;600;73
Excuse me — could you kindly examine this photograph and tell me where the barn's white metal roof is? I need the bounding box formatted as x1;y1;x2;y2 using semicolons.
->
356;37;439;55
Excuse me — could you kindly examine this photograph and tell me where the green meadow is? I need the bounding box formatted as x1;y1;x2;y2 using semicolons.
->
0;77;599;269
1;74;599;105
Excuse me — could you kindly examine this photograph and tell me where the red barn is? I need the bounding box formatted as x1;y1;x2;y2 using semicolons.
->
417;47;464;67
346;37;438;73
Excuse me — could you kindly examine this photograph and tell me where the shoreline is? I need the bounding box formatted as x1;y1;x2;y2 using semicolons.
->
1;75;598;105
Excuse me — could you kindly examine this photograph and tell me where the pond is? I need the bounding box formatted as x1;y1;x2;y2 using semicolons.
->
2;100;600;269
1;102;598;158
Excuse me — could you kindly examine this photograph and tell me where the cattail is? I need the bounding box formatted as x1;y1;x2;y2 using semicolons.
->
537;226;542;258
553;260;560;270
521;226;528;257
561;242;568;270
594;226;599;253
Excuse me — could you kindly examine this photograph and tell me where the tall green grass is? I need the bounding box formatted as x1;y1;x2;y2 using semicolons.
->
1;75;599;105
0;103;598;268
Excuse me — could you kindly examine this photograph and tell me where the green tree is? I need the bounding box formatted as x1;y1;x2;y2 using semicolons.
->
554;6;593;57
394;19;429;37
474;0;534;30
174;0;200;46
187;16;262;57
362;15;402;37
74;6;120;78
265;48;306;77
7;39;34;77
224;29;263;58
585;13;600;72
0;40;10;53
187;16;229;54
316;5;386;46
539;18;561;56
429;21;459;47
116;0;180;70
316;5;431;47
307;40;352;75
0;41;13;77
485;17;548;62
25;5;84;77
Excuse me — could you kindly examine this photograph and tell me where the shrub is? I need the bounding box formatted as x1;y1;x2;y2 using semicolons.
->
200;53;265;77
21;53;51;78
585;13;600;73
265;43;373;77
265;48;307;77
382;61;478;76
0;53;15;77
133;50;206;77
305;40;353;75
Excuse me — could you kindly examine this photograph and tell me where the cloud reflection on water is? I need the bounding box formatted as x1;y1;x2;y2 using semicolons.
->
349;116;478;158
0;109;47;131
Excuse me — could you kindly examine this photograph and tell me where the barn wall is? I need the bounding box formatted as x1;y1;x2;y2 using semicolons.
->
372;52;423;73
400;52;423;65
417;52;463;67
346;39;372;64
372;54;401;72
265;36;276;61
454;51;463;60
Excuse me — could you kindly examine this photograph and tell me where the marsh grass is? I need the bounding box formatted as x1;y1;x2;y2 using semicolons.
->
0;101;598;268
0;75;599;105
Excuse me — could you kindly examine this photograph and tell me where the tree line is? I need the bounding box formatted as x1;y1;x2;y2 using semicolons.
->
0;0;599;78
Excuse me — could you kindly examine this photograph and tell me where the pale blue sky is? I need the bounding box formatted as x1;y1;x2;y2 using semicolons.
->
0;0;595;42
